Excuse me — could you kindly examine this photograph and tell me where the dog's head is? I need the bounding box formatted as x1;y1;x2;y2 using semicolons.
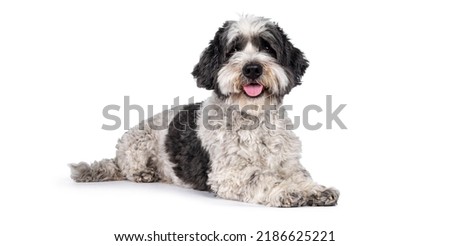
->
192;15;308;103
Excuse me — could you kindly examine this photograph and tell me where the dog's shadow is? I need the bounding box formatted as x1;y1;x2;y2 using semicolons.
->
67;179;259;208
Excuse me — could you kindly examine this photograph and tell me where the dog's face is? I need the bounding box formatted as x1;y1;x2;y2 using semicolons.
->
192;16;308;103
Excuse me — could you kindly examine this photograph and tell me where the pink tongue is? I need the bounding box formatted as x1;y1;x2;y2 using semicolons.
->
243;84;264;97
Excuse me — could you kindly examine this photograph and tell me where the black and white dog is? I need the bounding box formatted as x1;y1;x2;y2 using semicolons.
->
70;15;339;207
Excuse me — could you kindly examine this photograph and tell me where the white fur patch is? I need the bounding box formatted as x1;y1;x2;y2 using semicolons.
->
227;15;271;45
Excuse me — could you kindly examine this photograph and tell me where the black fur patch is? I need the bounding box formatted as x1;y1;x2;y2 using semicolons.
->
165;103;211;191
267;24;309;91
192;21;231;93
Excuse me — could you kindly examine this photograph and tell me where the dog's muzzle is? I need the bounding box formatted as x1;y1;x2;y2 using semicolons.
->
242;63;264;97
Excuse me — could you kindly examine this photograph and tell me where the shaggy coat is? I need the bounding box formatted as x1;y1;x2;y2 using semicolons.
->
70;15;339;207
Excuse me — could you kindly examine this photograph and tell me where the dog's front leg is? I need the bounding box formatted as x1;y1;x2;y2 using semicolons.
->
280;160;340;206
209;166;309;207
284;171;340;206
209;165;339;207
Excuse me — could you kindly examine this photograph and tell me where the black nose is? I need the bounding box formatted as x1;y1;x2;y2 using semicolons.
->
242;63;263;80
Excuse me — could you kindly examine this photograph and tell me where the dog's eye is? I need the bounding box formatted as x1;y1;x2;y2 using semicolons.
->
260;39;276;58
226;46;239;58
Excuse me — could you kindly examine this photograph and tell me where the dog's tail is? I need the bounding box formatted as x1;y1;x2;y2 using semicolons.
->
69;158;124;182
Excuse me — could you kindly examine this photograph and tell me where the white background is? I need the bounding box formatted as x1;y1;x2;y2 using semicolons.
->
1;0;449;245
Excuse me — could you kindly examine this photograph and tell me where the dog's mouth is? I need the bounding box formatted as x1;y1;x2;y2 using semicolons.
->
242;82;264;97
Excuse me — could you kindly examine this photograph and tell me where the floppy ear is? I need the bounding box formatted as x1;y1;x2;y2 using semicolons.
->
288;44;309;86
192;22;229;90
272;24;309;87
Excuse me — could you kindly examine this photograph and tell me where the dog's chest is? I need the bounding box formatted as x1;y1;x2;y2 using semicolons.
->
234;128;285;166
199;121;299;168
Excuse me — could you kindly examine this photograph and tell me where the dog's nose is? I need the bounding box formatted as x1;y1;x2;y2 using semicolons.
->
242;63;263;80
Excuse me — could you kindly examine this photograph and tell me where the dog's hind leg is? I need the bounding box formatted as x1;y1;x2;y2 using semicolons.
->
115;124;163;183
129;155;160;183
68;126;161;183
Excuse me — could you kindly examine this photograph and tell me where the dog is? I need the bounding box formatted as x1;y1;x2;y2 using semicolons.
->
69;15;339;207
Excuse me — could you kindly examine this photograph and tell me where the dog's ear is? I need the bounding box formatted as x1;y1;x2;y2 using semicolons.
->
288;44;309;86
272;24;309;87
192;22;229;90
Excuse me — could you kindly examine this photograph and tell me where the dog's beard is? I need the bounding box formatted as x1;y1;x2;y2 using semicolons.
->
222;80;285;116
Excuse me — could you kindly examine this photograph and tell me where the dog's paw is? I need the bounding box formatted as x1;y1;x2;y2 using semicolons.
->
307;187;340;206
278;192;308;207
132;169;159;183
